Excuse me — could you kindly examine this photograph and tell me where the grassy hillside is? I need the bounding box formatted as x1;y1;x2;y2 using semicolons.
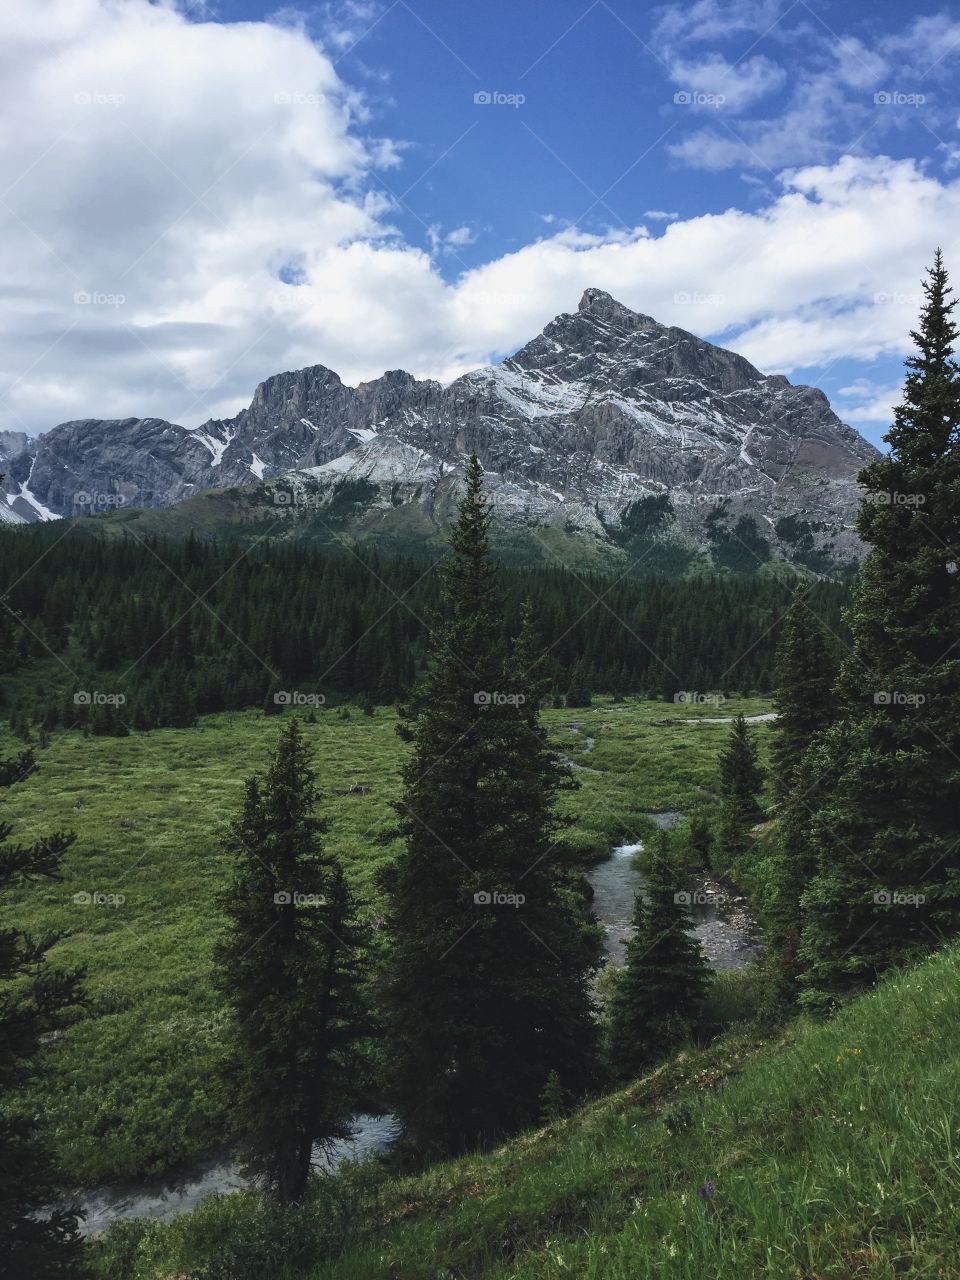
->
95;942;960;1279
3;698;773;1187
66;481;686;575
59;475;838;578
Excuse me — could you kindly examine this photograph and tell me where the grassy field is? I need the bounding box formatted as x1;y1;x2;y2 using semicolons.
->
92;942;960;1279
4;697;774;1188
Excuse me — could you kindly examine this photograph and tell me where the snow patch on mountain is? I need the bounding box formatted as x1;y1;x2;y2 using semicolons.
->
186;425;235;466
19;458;59;521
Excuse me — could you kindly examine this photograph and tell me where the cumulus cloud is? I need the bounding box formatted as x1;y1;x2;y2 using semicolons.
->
0;2;957;438
449;156;960;377
0;0;400;430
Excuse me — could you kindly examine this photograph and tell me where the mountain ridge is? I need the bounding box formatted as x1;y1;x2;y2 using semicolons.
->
0;289;879;571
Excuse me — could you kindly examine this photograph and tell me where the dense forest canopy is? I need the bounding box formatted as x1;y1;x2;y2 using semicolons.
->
0;526;849;731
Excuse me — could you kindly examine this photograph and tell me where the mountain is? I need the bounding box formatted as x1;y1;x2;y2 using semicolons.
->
0;289;879;571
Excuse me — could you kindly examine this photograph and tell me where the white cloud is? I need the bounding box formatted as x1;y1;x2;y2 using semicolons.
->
667;53;786;111
0;0;402;430
0;4;957;437
311;0;386;54
447;156;959;375
881;14;960;75
427;224;477;256
835;379;903;426
652;0;788;46
658;9;960;174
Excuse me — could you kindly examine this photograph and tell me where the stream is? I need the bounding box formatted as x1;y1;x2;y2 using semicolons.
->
587;814;763;969
68;1113;399;1238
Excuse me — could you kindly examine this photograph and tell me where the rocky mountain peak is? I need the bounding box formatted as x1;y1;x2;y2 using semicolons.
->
578;286;614;312
1;290;880;571
576;286;659;329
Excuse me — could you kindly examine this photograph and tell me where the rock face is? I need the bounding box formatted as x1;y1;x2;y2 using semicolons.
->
1;289;879;564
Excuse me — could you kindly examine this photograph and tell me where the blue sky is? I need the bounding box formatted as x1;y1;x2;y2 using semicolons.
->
2;0;960;443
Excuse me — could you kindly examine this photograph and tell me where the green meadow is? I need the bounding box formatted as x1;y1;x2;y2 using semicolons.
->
5;698;773;1188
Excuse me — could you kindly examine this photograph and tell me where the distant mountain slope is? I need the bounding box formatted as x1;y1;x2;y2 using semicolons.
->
0;290;879;571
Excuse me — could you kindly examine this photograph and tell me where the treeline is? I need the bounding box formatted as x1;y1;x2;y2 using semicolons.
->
0;527;849;733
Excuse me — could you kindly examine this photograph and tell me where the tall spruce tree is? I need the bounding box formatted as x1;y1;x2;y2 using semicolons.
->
0;749;87;1278
770;583;836;801
380;455;601;1155
607;833;710;1080
215;721;366;1203
714;712;764;876
798;253;960;1010
764;586;837;996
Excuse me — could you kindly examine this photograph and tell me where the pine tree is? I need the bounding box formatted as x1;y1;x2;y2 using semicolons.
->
380;457;601;1155
770;583;836;801
764;756;821;999
0;749;87;1277
797;255;960;1009
719;712;764;813
686;813;713;868
215;720;366;1203
607;833;710;1079
565;659;592;708
714;712;764;876
539;1069;567;1123
761;585;837;997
